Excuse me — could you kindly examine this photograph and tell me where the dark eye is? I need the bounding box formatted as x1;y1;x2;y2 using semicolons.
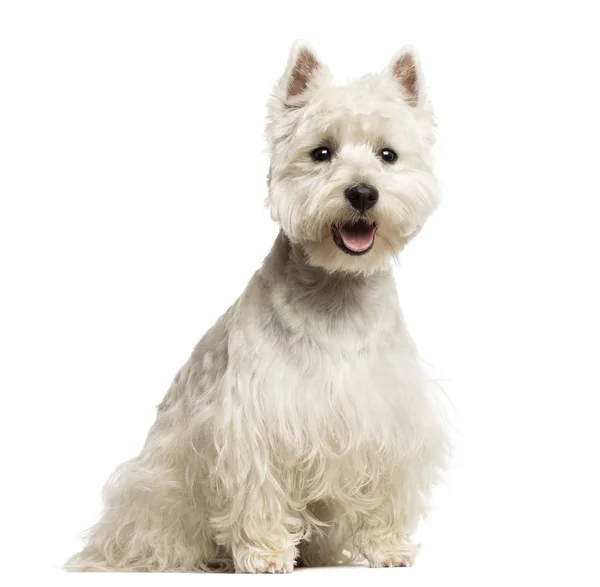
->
380;148;398;163
311;146;332;162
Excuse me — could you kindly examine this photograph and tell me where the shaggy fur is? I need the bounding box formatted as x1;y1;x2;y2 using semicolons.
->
66;41;449;574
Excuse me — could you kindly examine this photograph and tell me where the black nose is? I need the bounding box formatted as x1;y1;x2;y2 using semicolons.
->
345;184;379;212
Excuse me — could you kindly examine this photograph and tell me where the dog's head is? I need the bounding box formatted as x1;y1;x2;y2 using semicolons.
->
266;42;439;275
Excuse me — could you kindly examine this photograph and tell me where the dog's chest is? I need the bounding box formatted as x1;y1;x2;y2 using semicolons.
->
218;267;433;470
245;311;423;450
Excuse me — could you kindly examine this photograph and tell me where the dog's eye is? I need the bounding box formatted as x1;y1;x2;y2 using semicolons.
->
311;146;332;162
380;148;398;163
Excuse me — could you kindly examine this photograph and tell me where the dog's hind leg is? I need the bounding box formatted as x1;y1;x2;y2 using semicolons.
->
65;416;225;572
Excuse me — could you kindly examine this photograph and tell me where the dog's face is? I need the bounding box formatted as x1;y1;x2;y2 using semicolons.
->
266;42;439;275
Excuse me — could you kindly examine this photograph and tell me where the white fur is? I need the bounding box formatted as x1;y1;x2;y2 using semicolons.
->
66;42;449;574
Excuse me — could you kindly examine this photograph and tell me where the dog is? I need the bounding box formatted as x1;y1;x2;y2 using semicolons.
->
66;41;449;574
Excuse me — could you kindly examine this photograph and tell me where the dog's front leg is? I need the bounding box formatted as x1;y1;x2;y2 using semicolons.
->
349;478;425;568
209;477;302;574
352;514;420;568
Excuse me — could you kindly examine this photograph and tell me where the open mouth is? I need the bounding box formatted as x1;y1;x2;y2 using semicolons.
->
332;220;377;256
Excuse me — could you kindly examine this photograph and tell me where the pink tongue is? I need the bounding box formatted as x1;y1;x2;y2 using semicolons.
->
339;224;375;252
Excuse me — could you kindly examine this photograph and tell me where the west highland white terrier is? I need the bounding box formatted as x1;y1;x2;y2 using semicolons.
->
67;41;449;573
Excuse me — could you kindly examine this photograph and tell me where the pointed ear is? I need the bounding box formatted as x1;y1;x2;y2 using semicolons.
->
275;41;329;103
388;45;425;107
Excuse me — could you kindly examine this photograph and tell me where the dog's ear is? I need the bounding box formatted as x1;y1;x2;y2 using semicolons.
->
387;45;425;107
274;41;330;105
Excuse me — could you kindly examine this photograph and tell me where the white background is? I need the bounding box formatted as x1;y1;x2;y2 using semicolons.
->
1;1;599;585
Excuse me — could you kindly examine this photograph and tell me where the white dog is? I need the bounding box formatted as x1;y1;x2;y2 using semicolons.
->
67;41;449;574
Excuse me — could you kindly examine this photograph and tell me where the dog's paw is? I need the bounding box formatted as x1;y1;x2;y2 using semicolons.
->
363;541;419;568
234;545;296;574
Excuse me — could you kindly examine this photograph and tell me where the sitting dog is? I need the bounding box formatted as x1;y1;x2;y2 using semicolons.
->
67;41;449;574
